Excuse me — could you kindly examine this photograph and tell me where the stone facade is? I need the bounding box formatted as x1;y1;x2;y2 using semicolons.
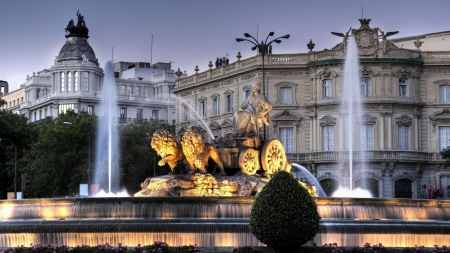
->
2;14;178;124
172;19;450;199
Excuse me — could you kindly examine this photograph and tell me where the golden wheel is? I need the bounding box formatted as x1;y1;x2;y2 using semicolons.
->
238;148;260;175
261;139;286;175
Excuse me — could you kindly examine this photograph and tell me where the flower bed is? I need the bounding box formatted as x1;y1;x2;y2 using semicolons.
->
231;243;450;253
0;241;201;253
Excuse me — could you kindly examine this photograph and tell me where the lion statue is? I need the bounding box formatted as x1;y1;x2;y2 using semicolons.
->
181;126;226;175
151;129;185;173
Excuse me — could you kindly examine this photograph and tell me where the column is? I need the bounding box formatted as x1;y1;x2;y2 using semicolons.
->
310;116;314;152
89;71;93;92
386;113;392;150
380;113;385;150
414;115;419;150
339;114;344;150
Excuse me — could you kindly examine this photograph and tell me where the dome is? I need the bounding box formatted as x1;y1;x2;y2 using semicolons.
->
57;36;98;63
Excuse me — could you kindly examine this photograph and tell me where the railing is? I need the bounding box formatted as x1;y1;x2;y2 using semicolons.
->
287;150;443;163
117;117;168;124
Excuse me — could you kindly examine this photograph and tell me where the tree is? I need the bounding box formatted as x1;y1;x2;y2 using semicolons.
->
0;109;33;199
119;120;173;194
22;110;96;198
249;171;321;253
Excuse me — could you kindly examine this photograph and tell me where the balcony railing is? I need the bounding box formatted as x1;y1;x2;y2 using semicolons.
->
287;150;444;163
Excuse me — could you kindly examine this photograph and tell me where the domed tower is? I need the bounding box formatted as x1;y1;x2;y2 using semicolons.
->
50;11;103;114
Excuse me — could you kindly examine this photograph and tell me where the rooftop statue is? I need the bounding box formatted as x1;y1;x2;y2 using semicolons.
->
65;10;89;36
233;83;273;138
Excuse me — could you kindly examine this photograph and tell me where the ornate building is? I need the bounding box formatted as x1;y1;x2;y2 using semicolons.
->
1;12;177;124
172;19;450;199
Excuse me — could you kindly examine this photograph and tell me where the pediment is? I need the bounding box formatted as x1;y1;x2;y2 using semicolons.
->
198;96;207;102
317;68;338;79
221;118;233;128
209;120;221;130
393;67;414;78
272;110;302;121
361;66;376;77
430;109;450;119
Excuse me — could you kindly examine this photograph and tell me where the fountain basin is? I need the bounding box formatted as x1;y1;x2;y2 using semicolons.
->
1;197;450;247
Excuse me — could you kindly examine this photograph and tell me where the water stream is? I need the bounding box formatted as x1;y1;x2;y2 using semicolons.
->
93;61;120;194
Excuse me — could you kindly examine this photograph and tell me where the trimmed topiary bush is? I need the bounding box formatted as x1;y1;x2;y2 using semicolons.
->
250;171;321;253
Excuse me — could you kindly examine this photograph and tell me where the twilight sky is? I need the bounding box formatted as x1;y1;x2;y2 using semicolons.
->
1;0;450;91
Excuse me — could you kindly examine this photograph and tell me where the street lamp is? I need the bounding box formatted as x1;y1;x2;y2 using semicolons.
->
236;31;290;140
63;121;91;195
0;138;17;199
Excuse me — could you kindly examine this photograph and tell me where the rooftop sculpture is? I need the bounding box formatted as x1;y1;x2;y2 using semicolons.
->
65;10;89;37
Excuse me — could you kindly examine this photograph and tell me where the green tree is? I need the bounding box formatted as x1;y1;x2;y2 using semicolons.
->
22;110;96;198
119;120;174;194
0;109;33;199
249;171;321;253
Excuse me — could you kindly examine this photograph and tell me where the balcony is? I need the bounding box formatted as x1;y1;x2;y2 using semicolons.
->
287;150;444;164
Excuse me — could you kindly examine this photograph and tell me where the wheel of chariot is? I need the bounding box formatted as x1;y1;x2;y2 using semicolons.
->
261;139;286;175
238;148;260;175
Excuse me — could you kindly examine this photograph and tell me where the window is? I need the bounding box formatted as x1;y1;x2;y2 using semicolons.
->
439;86;450;102
83;73;89;92
74;72;79;91
87;105;95;115
120;85;126;95
279;87;293;104
152;110;159;120
227;95;233;112
399;79;409;97
358;124;374;150
213;98;219;115
361;78;371;96
183;106;189;122
200;101;206;117
60;72;65;92
398;125;409;150
136;108;143;120
67;72;72;92
59;104;74;114
44;109;47;117
136;87;140;96
322;80;332;98
279;127;294;152
244;89;250;100
323;125;334;151
439;126;450;151
120;108;127;123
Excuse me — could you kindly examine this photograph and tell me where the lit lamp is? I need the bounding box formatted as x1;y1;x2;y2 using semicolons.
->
236;32;290;140
0;138;17;199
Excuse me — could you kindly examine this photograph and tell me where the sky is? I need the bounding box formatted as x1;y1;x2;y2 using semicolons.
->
2;0;450;91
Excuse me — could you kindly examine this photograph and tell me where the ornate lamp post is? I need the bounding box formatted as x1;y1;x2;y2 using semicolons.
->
236;32;290;139
0;138;17;199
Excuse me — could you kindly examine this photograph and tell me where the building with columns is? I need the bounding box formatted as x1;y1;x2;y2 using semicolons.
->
172;19;450;199
1;12;177;125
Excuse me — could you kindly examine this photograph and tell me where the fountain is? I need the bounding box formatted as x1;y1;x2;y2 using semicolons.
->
93;61;121;195
2;14;450;249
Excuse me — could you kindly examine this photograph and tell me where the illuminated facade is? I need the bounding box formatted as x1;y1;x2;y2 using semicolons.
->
173;19;450;198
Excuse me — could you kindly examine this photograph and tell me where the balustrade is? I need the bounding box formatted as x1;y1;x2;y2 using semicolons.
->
287;150;442;163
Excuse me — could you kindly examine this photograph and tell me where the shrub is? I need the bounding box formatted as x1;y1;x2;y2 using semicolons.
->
249;171;321;253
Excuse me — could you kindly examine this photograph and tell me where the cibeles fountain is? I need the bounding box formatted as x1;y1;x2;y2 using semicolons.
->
2;15;450;249
133;82;307;198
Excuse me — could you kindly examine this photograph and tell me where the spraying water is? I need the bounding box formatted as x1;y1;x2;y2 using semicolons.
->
341;37;363;191
176;96;215;139
292;164;327;197
93;61;120;194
